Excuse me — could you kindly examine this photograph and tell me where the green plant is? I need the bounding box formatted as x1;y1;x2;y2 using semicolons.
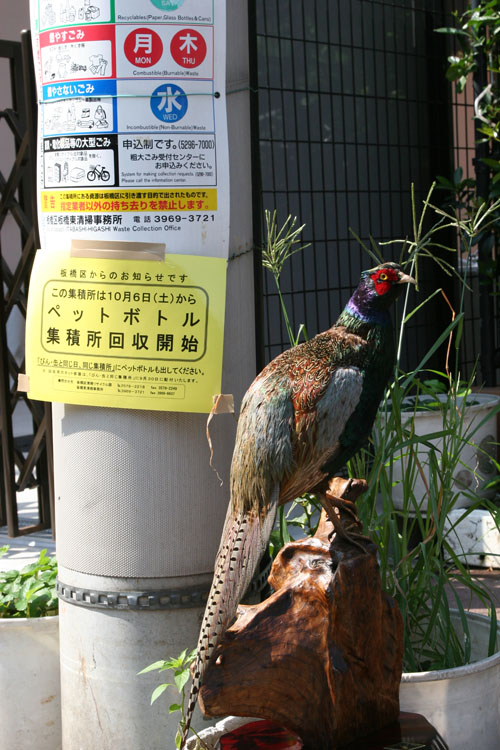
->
348;188;500;671
264;184;477;555
436;4;500;279
0;548;58;618
139;648;208;749
268;492;321;558
263;188;500;671
351;366;500;671
261;209;310;347
437;2;500;145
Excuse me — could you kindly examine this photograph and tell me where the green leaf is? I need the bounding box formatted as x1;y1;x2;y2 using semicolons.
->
174;669;190;694
287;512;309;528
150;683;169;704
0;550;58;618
175;648;188;664
435;27;470;36
435;175;454;190
481;157;500;168
137;660;168;675
169;703;182;713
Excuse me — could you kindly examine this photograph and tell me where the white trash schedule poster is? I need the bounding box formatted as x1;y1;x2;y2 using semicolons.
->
30;0;229;257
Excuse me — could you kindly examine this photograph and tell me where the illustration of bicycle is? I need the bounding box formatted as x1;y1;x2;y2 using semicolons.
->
87;164;110;181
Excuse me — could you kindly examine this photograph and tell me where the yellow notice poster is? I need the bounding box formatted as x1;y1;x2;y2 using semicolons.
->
25;250;226;413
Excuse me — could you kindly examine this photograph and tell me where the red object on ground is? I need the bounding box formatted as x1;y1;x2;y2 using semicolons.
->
220;720;303;749
218;713;448;750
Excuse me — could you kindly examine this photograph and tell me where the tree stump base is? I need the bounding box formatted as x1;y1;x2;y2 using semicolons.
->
199;478;404;749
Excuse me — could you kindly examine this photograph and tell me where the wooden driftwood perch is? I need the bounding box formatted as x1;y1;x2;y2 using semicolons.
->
199;477;403;749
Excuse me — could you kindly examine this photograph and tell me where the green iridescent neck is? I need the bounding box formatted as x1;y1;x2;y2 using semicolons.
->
337;301;391;331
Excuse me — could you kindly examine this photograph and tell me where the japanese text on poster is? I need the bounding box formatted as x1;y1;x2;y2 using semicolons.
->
25;250;227;412
30;0;228;257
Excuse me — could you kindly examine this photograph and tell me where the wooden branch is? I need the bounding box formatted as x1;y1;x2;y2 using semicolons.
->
199;477;404;749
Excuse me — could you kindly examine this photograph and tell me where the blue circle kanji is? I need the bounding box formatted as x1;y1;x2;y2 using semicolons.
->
150;83;188;123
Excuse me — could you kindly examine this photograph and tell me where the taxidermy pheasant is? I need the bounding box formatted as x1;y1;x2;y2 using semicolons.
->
180;261;414;748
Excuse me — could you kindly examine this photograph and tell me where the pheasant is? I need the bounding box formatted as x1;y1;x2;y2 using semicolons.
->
180;261;415;748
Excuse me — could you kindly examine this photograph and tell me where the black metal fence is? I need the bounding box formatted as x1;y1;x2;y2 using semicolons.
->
0;33;54;536
250;0;487;382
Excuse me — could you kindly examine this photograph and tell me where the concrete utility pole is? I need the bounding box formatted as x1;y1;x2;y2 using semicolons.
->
29;1;255;746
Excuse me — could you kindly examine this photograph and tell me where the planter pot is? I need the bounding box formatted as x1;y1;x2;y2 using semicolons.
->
390;393;500;510
0;615;61;750
444;508;500;568
400;610;500;750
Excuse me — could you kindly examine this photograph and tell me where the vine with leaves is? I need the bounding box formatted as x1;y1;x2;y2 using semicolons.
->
436;2;500;282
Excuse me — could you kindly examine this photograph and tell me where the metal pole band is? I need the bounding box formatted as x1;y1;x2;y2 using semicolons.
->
57;579;210;611
57;556;272;611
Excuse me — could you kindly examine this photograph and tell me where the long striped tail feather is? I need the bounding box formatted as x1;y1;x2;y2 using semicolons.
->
180;502;276;749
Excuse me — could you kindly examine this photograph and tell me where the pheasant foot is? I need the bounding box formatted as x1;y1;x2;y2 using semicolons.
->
318;477;372;552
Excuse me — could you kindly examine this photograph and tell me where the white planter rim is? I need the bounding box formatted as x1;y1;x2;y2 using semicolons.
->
398;392;500;415
0;614;59;630
402;611;500;683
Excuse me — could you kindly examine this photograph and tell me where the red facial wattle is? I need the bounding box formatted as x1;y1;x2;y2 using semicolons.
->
370;267;399;295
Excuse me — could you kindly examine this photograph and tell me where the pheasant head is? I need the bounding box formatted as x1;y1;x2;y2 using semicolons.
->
342;262;415;324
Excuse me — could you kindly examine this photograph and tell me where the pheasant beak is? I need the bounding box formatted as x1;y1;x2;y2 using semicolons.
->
396;272;416;285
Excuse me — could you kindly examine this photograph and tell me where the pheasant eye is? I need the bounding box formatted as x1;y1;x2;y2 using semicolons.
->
379;272;388;281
